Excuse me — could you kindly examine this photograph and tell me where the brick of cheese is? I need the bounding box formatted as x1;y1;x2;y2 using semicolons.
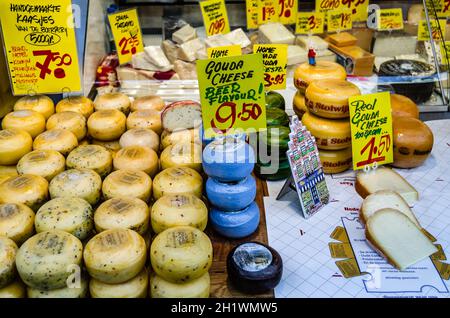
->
172;24;197;44
259;23;295;44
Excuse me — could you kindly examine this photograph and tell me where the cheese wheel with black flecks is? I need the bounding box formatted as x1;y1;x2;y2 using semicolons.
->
102;170;152;202
160;128;200;149
160;142;202;172
14;95;55;119
90;268;148;298
17;150;65;181
0;174;48;211
113;146;159;177
131;95;165;112
0;129;33;165
0;280;26;298
126;109;162;135
2;110;46;138
293;61;346;94
0;203;35;245
152;167;203;200
27;274;89;298
66;145;112;178
91;139;121;157
94;92;131;114
119;128;160;152
46;111;87;141
87;110;126;141
161;101;202;132
0;237;18;288
150;272;210;298
33;129;78;156
56;96;94;118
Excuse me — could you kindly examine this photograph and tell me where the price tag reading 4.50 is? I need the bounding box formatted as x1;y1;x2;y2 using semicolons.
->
200;0;231;36
296;12;325;34
254;44;287;90
349;92;393;170
196;54;266;138
327;9;352;32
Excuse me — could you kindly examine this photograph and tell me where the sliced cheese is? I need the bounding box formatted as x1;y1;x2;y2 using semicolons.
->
173;24;197;44
94;92;131;114
17;150;65;181
102;170;152;203
119;128;160;152
0;174;48;211
293;61;346;94
113;146;159;177
319;148;352;174
56;96;94;119
0;129;33;165
0;237;18;288
66;145;112;178
2;110;46;138
126;109;162;135
14;95;54;120
90;268;148;298
162;40;179;64
46;111;87;141
87;110;127;141
160;142;202;172
0;280;26;298
33;129;78;156
152;167;203;200
27;274;88;298
0;203;35;245
150;272;210;298
258;23;295;45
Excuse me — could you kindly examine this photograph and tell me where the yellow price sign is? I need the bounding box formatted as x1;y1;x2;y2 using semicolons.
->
418;19;446;41
440;41;450;64
349;92;393;171
316;0;369;22
295;12;325;34
246;0;259;29
327;9;352;32
108;9;144;65
196;54;266;138
0;0;81;95
200;0;231;36
443;0;450;16
278;0;298;25
207;45;242;58
377;8;404;31
254;44;288;90
258;0;279;25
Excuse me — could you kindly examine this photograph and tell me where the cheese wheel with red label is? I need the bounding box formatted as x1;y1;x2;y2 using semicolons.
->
14;95;54;119
2;110;46;138
46;111;87;141
293;61;346;94
56;96;94;118
319;148;352;174
87;110;126;141
0;129;33;165
302;112;351;150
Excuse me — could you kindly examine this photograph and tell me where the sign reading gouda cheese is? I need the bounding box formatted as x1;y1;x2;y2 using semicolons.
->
253;44;288;90
0;0;81;95
200;0;230;36
377;8;404;31
295;12;325;34
316;0;369;22
207;45;241;59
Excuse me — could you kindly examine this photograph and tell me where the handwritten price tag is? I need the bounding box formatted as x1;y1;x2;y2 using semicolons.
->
349;92;393;170
246;0;259;29
376;8;404;31
207;45;241;58
418;19;446;41
278;0;298;25
108;9;144;65
316;0;368;22
296;12;325;34
196;54;266;138
200;0;230;36
254;44;287;90
443;0;450;16
327;9;352;32
258;0;279;25
440;41;450;64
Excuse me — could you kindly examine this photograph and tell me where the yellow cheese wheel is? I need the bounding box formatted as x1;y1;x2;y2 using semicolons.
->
0;129;33;165
0;174;48;211
0;203;35;245
151;194;208;234
94;197;150;235
66;145;112;178
160;128;200;149
294;61;346;94
102;170;152;202
160;142;202;172
90;268;148;298
119;128;160;152
150;226;212;283
113;146;159;177
0;237;18;288
14;95;54;119
305;79;360;119
127;110;162;135
91;139;121;158
56;96;94;119
87;109;126;141
293;91;308;119
17;150;65;181
94;92;131;114
302;112;351;150
35;197;94;241
390;94;419;119
16;230;83;290
49;169;102;205
319;148;352;174
131;95;165;112
150;272;210;298
27;274;88;298
83;228;147;284
0;166;18;185
46;111;87;141
2;110;46;138
0;280;26;298
153;167;203;200
33;129;78;156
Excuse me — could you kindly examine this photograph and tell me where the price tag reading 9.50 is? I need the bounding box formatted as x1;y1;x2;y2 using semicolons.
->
211;102;263;133
254;44;287;91
296;12;325;34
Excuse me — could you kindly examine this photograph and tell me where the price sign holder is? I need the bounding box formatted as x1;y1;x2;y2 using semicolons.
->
376;8;404;31
200;0;230;36
295;12;325;34
253;44;288;90
327;9;353;33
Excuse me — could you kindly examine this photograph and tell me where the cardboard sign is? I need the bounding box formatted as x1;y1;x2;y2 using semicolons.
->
246;0;259;29
316;0;369;22
196;54;266;138
207;45;241;59
253;44;288;90
278;0;298;25
296;12;325;34
348;92;394;170
377;8;404;31
108;8;144;65
257;0;279;25
327;9;353;33
0;0;81;95
200;0;230;36
418;19;447;41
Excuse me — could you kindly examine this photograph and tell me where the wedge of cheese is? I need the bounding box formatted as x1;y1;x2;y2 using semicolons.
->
144;46;172;70
287;45;307;66
259;23;295;44
179;38;205;62
161;40;179;63
204;34;233;48
172;24;197;44
296;35;329;51
223;28;251;48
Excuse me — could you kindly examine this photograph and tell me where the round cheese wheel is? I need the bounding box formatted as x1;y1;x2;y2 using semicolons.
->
150;272;210;298
160;142;202;172
87;110;126;141
16;230;83;290
113;146;159;177
0;203;35;245
294;61;347;94
14;95;54;119
0;166;18;185
131;95;165;112
153;167;203;200
91;139;121;157
305;79;360;119
46;111;87;141
27;274;89;298
0;237;18;288
66;145;112;178
151;194;208;234
17;150;65;181
119;128;159;152
0;280;26;298
102;170;152;202
56;96;94;118
301;112;351;150
94;197;150;235
150;226;212;283
0;129;33;165
35;197;94;241
319;148;352;174
84;228;147;284
49;169;102;205
160;128;200;149
390;94;419;119
126;109;162;135
2;110;46;138
0;174;48;211
206;176;256;212
94;92;131;114
90;268;148;298
293;91;308;119
33;129;78;156
392;117;434;168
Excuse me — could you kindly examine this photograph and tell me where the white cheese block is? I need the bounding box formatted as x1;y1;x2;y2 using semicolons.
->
160;128;200;149
0;174;49;211
14;95;55;120
173;60;198;80
0;280;26;298
120;128;160;152
179;38;206;62
259;23;295;44
223;28;251;48
161;100;202;132
145;46;173;69
83;228;147;284
0;129;33;165
150;272;210;298
27;274;88;298
160;142;202;172
16;230;83;290
162;40;180;63
87;110;127;141
17;150;65;181
66;145;112;178
94;92;131;114
296;35;329;51
2;110;46;138
33;129;78;156
113;146;159;177
0;203;35;245
173;24;198;44
90;268;148;298
102;170;152;203
126;109;162;135
46;111;87;141
372;34;418;57
287;45;307;66
204;34;233;48
133;52;173;72
0;237;18;288
152;167;203;200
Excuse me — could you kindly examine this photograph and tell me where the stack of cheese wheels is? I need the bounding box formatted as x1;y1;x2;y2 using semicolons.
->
302;78;360;174
293;61;346;119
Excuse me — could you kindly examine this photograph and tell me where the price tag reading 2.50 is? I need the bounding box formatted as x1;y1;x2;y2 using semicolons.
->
254;44;287;90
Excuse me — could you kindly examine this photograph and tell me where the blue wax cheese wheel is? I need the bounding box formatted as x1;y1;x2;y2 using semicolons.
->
227;242;283;294
206;176;256;212
150;272;210;298
209;201;260;239
199;125;246;146
27;274;89;298
0;237;18;288
202;136;255;182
